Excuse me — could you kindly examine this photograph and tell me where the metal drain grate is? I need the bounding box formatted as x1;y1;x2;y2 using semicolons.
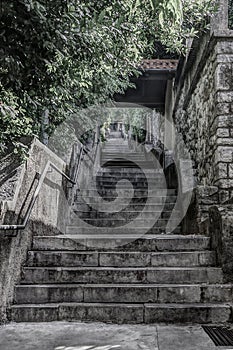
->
202;326;233;346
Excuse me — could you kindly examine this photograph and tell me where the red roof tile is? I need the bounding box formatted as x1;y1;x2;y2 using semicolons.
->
141;59;178;70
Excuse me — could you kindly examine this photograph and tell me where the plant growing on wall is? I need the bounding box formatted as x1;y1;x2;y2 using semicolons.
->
0;0;216;156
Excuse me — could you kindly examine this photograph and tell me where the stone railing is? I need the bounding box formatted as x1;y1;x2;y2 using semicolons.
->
0;138;68;323
211;0;229;31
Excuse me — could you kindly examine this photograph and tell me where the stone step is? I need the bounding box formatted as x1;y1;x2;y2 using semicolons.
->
78;189;170;196
65;226;181;234
14;283;233;304
93;182;165;188
145;303;231;324
73;210;179;220
93;175;167;181
73;203;176;212
101;159;148;166
32;235;210;252
68;218;180;228
26;251;216;267
9;303;231;323
80;184;167;191
99;168;163;174
21;267;223;284
101;163;156;169
101;152;145;156
94;175;164;181
75;196;177;204
101;157;147;163
101;151;144;155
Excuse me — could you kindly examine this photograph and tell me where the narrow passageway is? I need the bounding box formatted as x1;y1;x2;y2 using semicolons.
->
9;123;231;325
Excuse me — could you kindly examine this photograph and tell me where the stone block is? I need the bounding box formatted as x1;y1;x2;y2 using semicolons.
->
215;179;233;189
58;303;144;324
216;91;233;103
14;285;84;304
27;251;99;267
215;103;231;115
83;285;158;303
99;252;151;267
22;267;148;284
154;236;210;252
217;54;233;63
228;164;233;178
144;304;231;323
10;305;59;322
216;115;233;128
216;41;233;54
202;285;233;302
216;128;230;137
151;251;215;267
215;162;228;179
215;63;233;90
157;285;201;303
147;267;222;284
215;146;233;162
33;236;86;251
217;137;233;145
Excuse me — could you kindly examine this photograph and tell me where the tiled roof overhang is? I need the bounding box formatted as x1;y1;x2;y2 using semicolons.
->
140;59;179;71
114;59;179;110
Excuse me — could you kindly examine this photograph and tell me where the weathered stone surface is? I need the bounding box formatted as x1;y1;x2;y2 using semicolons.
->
173;32;233;207
215;146;233;162
209;205;233;281
7;133;233;325
99;252;152;267
157;285;200;303
157;325;215;350
14;285;84;304
215;63;233;90
32;235;211;252
15;283;233;305
216;40;233;54
10;305;59;323
144;304;231;324
83;285;158;303
0;322;159;350
22;267;148;284
146;267;223;284
58;303;144;324
0;137;68;323
202;284;233;302
27;251;99;267
150;251;215;267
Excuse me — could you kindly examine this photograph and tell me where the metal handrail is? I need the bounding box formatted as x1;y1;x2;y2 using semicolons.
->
0;140;98;231
0;160;76;231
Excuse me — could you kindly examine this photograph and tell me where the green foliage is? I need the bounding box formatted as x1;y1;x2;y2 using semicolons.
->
0;82;34;158
0;0;216;156
153;0;218;53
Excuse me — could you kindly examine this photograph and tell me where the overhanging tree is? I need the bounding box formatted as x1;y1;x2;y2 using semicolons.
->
0;0;216;156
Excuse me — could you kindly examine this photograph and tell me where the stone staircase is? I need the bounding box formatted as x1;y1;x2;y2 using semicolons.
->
9;136;233;324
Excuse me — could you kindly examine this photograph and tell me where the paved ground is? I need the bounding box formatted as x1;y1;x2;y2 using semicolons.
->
0;322;228;350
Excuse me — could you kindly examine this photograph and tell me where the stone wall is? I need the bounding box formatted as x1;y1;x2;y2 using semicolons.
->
0;138;68;323
209;204;233;281
172;29;233;230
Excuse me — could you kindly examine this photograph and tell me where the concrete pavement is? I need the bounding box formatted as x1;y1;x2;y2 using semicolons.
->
0;322;226;350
